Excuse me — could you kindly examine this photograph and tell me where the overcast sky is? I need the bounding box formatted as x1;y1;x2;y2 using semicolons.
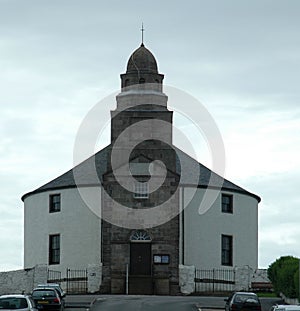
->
1;0;300;271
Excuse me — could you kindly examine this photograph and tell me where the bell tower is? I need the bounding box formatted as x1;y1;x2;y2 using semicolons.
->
101;43;180;295
111;43;173;147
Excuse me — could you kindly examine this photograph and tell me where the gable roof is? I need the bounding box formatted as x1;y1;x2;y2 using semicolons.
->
21;144;261;202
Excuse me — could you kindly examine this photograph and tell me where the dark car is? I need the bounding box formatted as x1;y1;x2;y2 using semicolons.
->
36;284;65;307
31;288;63;311
225;292;261;311
36;284;66;300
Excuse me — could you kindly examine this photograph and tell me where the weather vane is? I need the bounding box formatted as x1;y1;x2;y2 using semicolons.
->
141;23;145;45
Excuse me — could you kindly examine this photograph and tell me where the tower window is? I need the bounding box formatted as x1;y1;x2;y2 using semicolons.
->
49;234;60;265
133;182;149;199
222;194;233;213
49;194;61;213
139;78;145;84
221;235;233;266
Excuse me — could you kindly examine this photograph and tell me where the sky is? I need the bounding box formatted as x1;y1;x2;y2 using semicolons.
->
1;0;300;271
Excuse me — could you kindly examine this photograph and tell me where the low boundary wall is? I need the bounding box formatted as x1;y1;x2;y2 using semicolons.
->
0;265;48;295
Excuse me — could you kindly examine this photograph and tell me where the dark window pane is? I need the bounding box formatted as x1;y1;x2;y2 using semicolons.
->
49;234;60;265
49;194;61;213
222;194;233;213
222;235;233;266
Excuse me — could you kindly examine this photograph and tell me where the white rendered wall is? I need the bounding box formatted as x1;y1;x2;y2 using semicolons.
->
182;187;258;270
24;187;102;273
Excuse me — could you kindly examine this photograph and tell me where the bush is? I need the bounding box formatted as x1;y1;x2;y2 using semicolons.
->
268;256;299;298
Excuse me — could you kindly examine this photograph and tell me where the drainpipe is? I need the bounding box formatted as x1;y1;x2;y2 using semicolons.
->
126;263;129;295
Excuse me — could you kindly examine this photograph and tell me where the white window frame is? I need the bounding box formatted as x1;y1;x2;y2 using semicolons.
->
133;181;149;199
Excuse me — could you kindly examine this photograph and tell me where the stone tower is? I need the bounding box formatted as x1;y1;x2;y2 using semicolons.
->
101;44;180;295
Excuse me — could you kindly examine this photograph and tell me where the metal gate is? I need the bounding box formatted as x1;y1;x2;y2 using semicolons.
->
66;269;88;294
47;269;88;294
48;270;62;283
195;268;235;293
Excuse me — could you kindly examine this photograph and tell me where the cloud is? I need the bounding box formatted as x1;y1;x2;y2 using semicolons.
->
1;0;300;271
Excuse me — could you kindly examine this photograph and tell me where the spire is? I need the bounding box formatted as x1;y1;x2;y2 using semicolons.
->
141;23;145;47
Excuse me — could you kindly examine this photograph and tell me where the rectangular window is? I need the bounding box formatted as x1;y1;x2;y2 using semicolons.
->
49;194;61;213
222;235;233;266
222;194;233;213
153;254;170;264
133;182;149;199
49;234;60;265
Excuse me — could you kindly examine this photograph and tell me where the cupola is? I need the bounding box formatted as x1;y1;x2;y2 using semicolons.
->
120;44;164;91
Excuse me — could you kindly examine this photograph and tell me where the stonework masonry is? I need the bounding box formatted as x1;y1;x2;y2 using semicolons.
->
0;264;102;295
0;265;48;295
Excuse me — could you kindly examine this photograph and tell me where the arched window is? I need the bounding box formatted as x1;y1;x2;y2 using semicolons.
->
139;78;145;84
130;230;151;242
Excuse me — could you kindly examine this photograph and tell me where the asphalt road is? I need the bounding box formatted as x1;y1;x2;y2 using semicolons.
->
65;295;283;311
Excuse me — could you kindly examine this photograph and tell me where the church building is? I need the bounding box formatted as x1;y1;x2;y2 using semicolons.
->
22;42;260;295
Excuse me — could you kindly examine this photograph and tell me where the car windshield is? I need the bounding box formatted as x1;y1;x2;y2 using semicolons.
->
234;294;258;303
37;285;63;295
0;298;28;309
32;290;56;298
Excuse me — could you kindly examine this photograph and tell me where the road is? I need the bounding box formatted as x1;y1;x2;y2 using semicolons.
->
65;295;283;311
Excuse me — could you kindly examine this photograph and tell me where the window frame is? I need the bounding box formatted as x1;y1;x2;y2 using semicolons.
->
133;181;149;199
49;194;61;213
221;193;233;214
221;234;233;266
49;234;60;265
153;254;170;264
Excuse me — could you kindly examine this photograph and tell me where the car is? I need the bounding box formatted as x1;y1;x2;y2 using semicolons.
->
36;284;66;299
0;294;37;311
31;288;63;311
270;305;300;311
224;292;261;311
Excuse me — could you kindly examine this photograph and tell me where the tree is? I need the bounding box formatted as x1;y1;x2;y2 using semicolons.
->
268;256;299;298
294;266;299;298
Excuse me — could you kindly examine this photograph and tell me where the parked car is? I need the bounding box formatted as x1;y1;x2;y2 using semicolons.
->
0;294;37;311
31;288;63;311
224;292;261;311
36;284;66;303
270;305;300;311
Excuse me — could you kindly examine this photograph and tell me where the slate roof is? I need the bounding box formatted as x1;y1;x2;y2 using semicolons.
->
21;144;260;202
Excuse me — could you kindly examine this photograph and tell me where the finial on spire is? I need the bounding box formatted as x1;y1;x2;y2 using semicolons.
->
141;23;145;46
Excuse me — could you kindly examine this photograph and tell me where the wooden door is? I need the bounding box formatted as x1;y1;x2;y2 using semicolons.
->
130;243;151;275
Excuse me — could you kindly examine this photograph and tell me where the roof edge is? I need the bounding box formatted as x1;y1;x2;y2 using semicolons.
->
21;183;261;203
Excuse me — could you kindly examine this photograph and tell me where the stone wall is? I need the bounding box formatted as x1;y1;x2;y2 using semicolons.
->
0;265;48;295
179;264;195;295
87;264;102;293
280;293;299;305
234;266;252;291
180;265;260;294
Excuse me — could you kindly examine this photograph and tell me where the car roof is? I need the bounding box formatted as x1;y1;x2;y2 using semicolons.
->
33;287;57;292
274;306;300;309
0;295;29;298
